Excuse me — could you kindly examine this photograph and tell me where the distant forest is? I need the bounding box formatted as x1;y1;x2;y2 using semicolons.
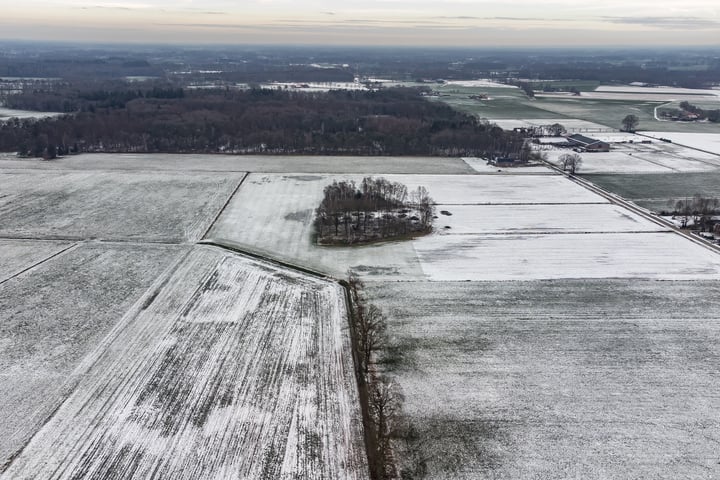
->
0;87;526;158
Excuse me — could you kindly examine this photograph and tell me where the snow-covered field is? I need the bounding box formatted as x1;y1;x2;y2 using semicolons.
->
0;153;474;174
0;170;244;242
4;246;368;480
0;242;186;468
433;204;667;235
596;85;720;97
643;132;720;155
544;142;720;174
0;239;73;282
0;107;61;120
444;79;517;88
367;280;720;479
461;157;553;173
415;232;720;281
488;118;613;132
579;91;720;102
3;151;720;479
208;172;720;281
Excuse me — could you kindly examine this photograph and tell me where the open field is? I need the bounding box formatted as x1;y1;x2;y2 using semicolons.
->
432;204;667;235
0;107;61;120
3;150;720;480
0;153;474;175
584;172;720;212
208;172;720;281
367;280;720;480
0;242;185;469
208;172;611;281
0;170;244;242
3;245;368;480
0;239;73;283
487;118;611;133
643;132;720;156
460;157;553;174
596;85;720;96
429;92;557;120
544;142;720;174
414;232;720;281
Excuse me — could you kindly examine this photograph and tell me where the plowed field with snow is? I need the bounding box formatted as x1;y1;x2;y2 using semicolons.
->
3;246;367;480
0;242;186;468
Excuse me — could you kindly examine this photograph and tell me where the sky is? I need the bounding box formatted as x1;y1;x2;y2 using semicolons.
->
1;0;719;47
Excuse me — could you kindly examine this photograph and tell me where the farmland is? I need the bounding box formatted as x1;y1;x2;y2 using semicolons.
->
584;172;720;213
208;171;720;281
2;148;720;480
4;246;367;479
544;142;720;174
0;170;245;242
366;280;720;479
0;242;186;468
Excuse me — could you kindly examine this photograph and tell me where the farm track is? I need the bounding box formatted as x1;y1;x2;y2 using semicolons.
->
2;246;368;480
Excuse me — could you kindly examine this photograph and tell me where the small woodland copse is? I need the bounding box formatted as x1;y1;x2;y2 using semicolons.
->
315;177;434;245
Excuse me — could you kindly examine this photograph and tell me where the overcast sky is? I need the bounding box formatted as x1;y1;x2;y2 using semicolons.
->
2;0;719;47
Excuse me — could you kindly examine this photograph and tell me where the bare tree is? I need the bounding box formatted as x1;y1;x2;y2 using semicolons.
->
558;152;583;174
369;377;404;479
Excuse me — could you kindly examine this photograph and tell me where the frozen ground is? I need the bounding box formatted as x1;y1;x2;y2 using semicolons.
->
0;239;73;283
0;107;61;120
544;142;720;174
0;170;244;242
461;157;553;174
4;246;368;480
367;280;720;479
432;204;667;235
414;232;720;281
445;80;517;88
0;242;185;469
596;85;720;97
643;132;720;156
209;173;720;281
0;153;474;174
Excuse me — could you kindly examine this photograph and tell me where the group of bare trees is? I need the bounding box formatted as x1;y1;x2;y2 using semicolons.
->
347;274;403;480
558;152;583;174
315;177;434;244
668;194;720;230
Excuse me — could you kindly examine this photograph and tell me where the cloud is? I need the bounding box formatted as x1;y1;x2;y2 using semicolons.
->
604;16;720;29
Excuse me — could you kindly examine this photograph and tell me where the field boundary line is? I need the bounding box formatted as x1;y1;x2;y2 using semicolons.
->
199;239;332;280
0;242;79;287
200;172;249;241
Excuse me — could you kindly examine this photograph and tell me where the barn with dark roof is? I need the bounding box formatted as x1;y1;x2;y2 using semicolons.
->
567;134;610;152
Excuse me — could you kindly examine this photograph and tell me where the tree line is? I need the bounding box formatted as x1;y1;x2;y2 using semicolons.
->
346;274;402;480
0;87;527;159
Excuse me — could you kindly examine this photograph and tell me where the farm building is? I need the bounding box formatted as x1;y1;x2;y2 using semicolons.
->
567;134;610;152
